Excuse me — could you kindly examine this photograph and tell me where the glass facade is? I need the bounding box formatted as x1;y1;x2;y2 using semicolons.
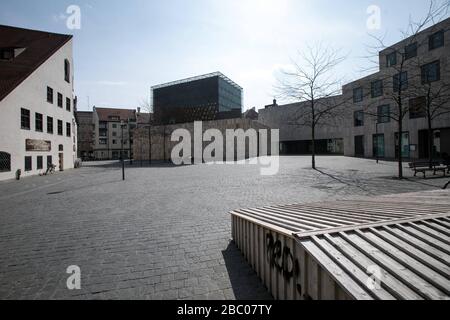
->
153;73;242;125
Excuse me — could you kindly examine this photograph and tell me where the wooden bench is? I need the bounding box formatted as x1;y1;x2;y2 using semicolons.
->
409;161;447;178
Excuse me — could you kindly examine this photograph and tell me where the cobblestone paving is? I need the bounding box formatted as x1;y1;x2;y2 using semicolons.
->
0;156;448;300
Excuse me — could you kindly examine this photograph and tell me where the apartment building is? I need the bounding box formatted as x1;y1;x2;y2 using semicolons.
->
0;25;77;181
92;107;137;160
260;18;450;160
75;111;95;160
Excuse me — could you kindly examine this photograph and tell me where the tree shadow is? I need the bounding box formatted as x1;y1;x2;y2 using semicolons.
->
221;241;273;300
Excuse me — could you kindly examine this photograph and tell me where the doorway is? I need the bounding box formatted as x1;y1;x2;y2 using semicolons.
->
354;136;365;157
59;153;64;171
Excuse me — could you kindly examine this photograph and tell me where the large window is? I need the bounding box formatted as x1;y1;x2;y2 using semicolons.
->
421;61;440;84
64;59;71;83
395;132;410;159
57;93;63;108
35;113;43;132
58;120;63;135
37;156;43;170
404;42;417;60
0;152;11;172
25;156;32;172
66;98;71;112
47;87;53;103
373;134;385;158
371;80;383;98
354;110;364;127
353;87;363;103
47;116;54;134
409;96;427;119
47;156;53;169
377;105;390;123
393;72;408;92
386;51;397;67
66;122;71;137
429;30;444;50
21;108;30;130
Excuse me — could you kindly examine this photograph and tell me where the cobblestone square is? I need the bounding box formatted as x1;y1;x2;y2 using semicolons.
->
0;156;448;300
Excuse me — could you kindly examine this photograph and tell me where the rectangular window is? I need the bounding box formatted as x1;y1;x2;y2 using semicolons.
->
47;116;54;134
373;134;385;158
57;93;63;108
112;124;117;129
47;156;53;169
113;140;117;145
0;152;11;172
371;80;383;98
99;139;107;145
353;87;363;103
25;156;32;172
47;87;53;103
377;105;390;123
35;113;43;132
409;97;427;119
395;132;410;159
393;72;408;92
386;52;397;67
21;108;30;130
429;30;444;50
66;122;71;137
112;132;117;137
404;42;417;60
421;60;440;84
354;110;364;127
58;120;63;135
37;156;43;170
66;98;71;112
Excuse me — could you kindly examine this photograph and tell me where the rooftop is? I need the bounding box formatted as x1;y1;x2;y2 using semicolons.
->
94;107;137;122
151;71;243;91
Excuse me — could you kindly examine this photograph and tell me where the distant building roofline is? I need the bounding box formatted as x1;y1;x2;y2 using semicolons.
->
151;71;243;91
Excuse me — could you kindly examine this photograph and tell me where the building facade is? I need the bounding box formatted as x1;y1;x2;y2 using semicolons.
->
152;72;243;125
259;18;450;160
75;111;95;160
0;25;77;181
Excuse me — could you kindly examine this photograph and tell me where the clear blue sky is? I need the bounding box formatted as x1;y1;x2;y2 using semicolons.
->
0;0;446;111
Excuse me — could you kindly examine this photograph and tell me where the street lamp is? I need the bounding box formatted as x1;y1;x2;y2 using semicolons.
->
120;120;126;181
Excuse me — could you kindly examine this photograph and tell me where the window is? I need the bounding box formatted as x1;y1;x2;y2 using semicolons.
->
58;120;63;135
386;52;397;67
377;105;390;123
47;87;53;103
64;59;70;83
429;30;444;50
57;93;63;108
421;61;440;84
404;42;417;60
113;140;117;145
395;132;410;159
25;156;32;172
109;116;120;121
0;152;11;172
112;124;117;129
0;48;14;61
371;80;383;98
47;156;53;169
99;139;107;145
112;132;117;137
353;87;363;103
373;134;385;158
393;72;408;92
66;98;71;112
409;96;427;119
354;110;364;127
47;117;54;134
35;113;43;132
37;156;43;170
21;108;30;130
66;122;71;137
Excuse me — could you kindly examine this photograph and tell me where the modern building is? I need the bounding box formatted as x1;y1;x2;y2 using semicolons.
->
75;111;95;161
0;25;77;181
92;107;137;160
260;18;450;160
152;72;243;125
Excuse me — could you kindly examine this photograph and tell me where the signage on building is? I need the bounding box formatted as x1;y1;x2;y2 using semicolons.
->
25;139;51;152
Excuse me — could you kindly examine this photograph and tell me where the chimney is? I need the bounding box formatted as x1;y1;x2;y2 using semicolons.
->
137;107;141;114
273;99;277;106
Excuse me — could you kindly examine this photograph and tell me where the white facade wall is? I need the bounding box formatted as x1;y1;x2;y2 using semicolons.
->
0;40;77;181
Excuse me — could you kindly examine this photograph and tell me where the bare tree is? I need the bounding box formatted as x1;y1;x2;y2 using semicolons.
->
362;0;450;178
275;44;347;169
139;98;153;164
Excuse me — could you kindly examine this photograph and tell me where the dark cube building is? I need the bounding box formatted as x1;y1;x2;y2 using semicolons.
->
152;72;243;125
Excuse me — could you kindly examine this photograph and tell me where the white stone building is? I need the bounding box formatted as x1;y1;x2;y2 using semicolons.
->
0;25;77;181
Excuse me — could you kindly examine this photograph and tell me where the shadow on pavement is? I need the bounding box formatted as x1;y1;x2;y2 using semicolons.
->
221;241;273;300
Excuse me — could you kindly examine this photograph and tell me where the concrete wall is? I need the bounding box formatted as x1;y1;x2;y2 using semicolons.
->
132;118;272;162
0;40;77;181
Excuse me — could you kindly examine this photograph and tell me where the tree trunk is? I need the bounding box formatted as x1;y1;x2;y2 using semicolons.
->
427;111;433;169
398;120;403;179
311;124;316;170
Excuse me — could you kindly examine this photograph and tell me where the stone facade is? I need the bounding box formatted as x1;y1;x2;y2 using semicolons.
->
132;118;273;162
